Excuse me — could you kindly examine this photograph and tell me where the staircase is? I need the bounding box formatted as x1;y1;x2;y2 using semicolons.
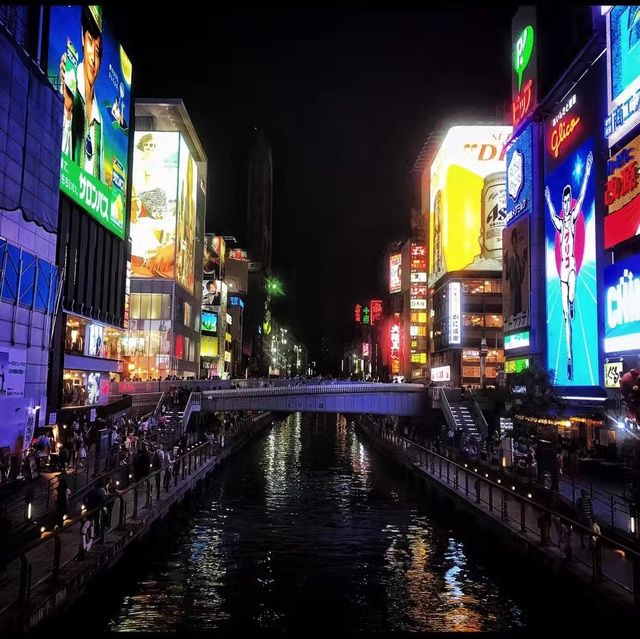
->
441;388;486;441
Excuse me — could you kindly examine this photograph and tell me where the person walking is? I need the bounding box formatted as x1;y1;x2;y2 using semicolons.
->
576;489;594;549
55;475;70;528
151;446;165;498
58;445;69;472
105;477;120;528
163;447;172;492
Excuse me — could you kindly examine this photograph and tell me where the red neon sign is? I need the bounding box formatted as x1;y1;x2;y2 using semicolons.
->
549;115;581;159
355;304;361;323
512;78;533;127
604;161;638;207
411;244;426;257
370;299;383;324
362;343;370;357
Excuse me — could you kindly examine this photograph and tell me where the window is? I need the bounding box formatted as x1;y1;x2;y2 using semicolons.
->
184;302;192;329
162;294;172;320
463;314;484;327
140;294;152;321
130;293;141;319
151;294;162;320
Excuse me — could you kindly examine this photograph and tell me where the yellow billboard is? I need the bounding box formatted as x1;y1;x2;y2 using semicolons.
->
429;126;512;286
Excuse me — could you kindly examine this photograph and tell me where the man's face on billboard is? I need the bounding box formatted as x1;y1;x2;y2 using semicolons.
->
562;191;572;216
83;30;101;89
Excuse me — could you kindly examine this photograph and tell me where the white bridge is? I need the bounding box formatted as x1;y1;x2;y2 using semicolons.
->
183;383;427;428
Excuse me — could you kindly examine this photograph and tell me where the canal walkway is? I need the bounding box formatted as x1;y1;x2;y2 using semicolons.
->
0;413;271;633
359;418;640;613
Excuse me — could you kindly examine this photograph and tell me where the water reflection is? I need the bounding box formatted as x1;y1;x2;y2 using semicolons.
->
95;413;526;633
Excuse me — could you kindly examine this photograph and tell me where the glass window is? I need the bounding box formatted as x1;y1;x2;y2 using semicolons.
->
140;294;152;320
151;294;162;320
485;314;503;328
162;294;172;320
130;293;140;319
463;314;484;327
184;302;192;329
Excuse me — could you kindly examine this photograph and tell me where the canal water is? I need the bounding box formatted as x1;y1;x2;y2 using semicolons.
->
63;414;615;633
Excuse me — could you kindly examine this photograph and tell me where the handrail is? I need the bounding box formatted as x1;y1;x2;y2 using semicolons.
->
364;418;640;561
153;392;167;419
469;394;489;439
439;388;458;434
182;392;202;432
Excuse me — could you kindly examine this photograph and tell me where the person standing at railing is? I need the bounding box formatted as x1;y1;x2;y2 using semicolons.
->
163;447;173;492
151;446;165;497
576;489;594;549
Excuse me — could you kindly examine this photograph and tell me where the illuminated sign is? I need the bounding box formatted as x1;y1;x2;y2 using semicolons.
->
226;313;232;326
47;6;132;239
504;330;530;350
604;253;640;353
544;57;603;386
429;126;511;286
201;336;218;358
605;6;640;147
362;306;370;325
410;299;427;309
229;296;245;308
355;304;362;323
371;299;383;324
448;282;461;344
511;7;537;127
224;350;232;363
201;311;217;333
227;248;249;261
411;244;426;257
410;284;427;299
431;365;451;382
390;322;401;374
604;135;640;249
362;343;370;357
506;123;534;225
504;357;530;374
503;215;530;332
604;361;623;388
411;272;427;283
389;254;402;293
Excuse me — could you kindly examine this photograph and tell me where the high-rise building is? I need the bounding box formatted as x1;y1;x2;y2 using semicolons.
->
0;7;61;463
124;99;207;380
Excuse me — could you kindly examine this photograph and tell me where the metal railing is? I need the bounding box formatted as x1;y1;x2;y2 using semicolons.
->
469;393;489;439
361;418;640;606
182;392;202;432
439;388;458;433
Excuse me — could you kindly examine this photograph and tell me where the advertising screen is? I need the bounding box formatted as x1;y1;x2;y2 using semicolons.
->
389;254;402;293
0;347;27;398
506;122;535;225
390;322;401;374
604;252;640;353
504;330;530;350
203;235;219;278
47;6;132;239
604;134;640;248
544;69;603;386
130;131;180;279
504;357;530;374
502;215;530;332
201;336;218;358
201;311;218;334
429;126;511;286
605;6;640;147
202;279;221;308
175;141;197;293
448;282;461;344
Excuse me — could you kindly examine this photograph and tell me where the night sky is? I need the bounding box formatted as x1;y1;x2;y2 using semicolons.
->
120;5;516;361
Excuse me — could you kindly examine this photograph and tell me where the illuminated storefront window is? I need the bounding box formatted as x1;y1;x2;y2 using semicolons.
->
62;370;110;406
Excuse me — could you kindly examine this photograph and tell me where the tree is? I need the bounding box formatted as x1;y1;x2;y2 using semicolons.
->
505;361;563;418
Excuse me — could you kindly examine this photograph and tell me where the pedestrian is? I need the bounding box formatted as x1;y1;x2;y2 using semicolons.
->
538;510;551;546
576;489;594;549
163;447;172;492
58;445;69;472
85;479;106;540
151;446;165;496
592;521;602;577
55;475;70;528
105;478;119;528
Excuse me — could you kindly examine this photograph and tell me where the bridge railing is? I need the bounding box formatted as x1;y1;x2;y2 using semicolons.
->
200;383;426;399
182;392;202;432
439;388;458;433
362;418;640;606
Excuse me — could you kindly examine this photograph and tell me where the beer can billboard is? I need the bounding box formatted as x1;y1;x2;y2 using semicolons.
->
429;126;511;287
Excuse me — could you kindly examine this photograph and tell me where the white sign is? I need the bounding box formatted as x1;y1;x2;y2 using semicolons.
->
0;346;27;398
411;272;427;283
448;282;461;344
410;298;427;309
431;365;451;382
507;150;523;201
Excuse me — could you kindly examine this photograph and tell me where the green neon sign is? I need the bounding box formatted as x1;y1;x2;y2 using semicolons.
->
514;25;534;91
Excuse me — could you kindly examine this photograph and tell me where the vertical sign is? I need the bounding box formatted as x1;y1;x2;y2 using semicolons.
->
370;299;383;324
448;282;461;345
511;6;537;129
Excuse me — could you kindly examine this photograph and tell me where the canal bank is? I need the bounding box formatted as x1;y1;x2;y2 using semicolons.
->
357;415;640;624
0;412;274;633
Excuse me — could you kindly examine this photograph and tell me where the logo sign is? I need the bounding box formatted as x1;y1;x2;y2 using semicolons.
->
431;365;451;382
506;123;534;225
548;95;581;160
389;254;402;293
371;299;383;325
604;135;640;249
604;253;640;353
504;357;530;374
448;282;461;345
511;7;537;128
604;361;623;388
604;6;640;147
362;343;370;357
504;330;530;350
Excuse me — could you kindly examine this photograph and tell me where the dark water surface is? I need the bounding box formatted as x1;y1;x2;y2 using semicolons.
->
61;414;613;633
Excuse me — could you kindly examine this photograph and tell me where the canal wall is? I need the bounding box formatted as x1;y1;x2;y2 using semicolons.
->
0;413;274;634
357;417;640;623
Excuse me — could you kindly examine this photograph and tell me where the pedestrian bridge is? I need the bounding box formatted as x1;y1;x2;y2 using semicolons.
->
183;383;427;428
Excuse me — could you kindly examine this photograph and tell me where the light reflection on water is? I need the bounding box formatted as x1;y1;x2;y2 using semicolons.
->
97;413;526;633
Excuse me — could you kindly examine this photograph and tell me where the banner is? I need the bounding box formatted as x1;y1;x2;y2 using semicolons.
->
0;347;27;398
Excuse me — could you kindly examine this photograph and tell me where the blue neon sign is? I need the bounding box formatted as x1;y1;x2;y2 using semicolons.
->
604;253;640;353
506;122;534;225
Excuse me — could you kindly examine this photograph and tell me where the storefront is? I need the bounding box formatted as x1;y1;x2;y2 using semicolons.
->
62;370;111;407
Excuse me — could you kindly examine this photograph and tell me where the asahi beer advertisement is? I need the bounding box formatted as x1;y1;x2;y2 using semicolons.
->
429;126;511;286
47;5;132;239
